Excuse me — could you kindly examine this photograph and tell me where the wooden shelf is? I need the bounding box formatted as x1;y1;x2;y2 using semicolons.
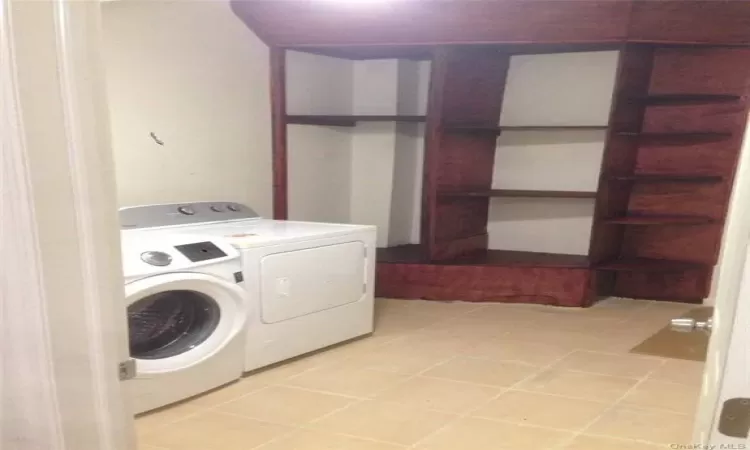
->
377;245;589;268
286;115;426;127
636;93;741;105
502;125;608;131
442;124;607;135
602;215;715;225
608;174;724;183
439;189;597;199
615;131;733;142
596;257;707;272
442;124;503;135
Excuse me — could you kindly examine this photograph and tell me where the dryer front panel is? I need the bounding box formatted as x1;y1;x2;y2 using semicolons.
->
260;241;366;323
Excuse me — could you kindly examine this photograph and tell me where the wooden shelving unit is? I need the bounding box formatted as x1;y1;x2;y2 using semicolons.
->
286;114;426;127
588;45;750;302
439;189;597;199
244;1;750;306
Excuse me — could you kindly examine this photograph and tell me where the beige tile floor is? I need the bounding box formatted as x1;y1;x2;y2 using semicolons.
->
137;297;705;450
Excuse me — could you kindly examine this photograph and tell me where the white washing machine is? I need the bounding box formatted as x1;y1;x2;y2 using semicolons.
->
120;202;375;372
121;233;248;413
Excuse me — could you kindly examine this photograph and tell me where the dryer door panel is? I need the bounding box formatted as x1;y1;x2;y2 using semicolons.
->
260;241;366;323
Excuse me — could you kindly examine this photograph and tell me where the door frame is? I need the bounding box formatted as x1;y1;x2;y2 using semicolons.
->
1;0;133;448
695;111;750;444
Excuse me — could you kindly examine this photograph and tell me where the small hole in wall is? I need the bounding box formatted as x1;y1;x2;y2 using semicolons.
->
150;132;164;146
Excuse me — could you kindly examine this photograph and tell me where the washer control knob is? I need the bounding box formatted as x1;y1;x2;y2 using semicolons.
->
177;206;195;215
210;205;225;212
141;251;172;267
227;204;240;212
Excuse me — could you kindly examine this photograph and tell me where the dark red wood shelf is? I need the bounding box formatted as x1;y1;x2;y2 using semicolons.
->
596;258;708;272
602;215;715;225
608;174;725;183
616;131;733;141
636;93;741;105
287;46;433;61
286;115;426;127
439;189;597;199
442;124;607;135
377;244;589;268
502;125;608;131
442;124;504;135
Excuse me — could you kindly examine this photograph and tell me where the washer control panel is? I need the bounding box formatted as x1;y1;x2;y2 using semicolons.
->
174;241;228;263
119;201;260;229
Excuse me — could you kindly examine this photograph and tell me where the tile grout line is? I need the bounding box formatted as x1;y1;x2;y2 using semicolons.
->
404;348;579;449
552;357;671;449
245;305;487;450
194;304;493;449
251;304;496;450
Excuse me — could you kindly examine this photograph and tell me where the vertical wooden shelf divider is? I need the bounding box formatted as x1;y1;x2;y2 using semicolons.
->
422;48;511;261
588;44;655;296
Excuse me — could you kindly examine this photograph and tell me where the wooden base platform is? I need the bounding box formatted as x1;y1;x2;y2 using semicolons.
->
376;245;596;307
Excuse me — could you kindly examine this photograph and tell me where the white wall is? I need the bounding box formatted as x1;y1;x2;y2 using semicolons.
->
284;55;429;235
347;59;429;247
101;1;272;215
349;61;399;245
500;51;618;127
389;60;430;246
488;51;619;255
288;126;352;223
287;51;354;223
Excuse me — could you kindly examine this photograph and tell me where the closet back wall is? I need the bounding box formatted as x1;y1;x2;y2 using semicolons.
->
102;1;272;215
489;51;619;255
286;51;353;223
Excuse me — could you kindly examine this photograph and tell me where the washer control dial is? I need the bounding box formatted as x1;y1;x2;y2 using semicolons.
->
210;205;225;212
177;206;195;215
227;204;240;212
141;251;172;267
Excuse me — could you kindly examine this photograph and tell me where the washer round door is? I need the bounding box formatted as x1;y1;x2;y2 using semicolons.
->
125;272;247;373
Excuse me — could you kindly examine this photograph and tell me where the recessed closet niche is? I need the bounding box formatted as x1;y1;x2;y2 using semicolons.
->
285;51;431;248
489;51;618;256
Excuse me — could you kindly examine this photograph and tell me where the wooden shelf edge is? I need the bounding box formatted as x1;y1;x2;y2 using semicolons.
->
635;93;741;105
595;258;708;272
607;174;725;183
287;114;426;127
615;131;733;140
602;215;716;225
377;245;590;268
501;125;608;131
442;124;608;134
439;189;597;199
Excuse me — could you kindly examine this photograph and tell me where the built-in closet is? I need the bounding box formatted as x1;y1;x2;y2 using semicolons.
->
231;0;750;306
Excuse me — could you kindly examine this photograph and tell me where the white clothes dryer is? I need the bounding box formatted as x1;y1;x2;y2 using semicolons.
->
121;233;247;413
120;202;375;373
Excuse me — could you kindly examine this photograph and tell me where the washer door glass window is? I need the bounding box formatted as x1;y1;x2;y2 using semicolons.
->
128;289;221;360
